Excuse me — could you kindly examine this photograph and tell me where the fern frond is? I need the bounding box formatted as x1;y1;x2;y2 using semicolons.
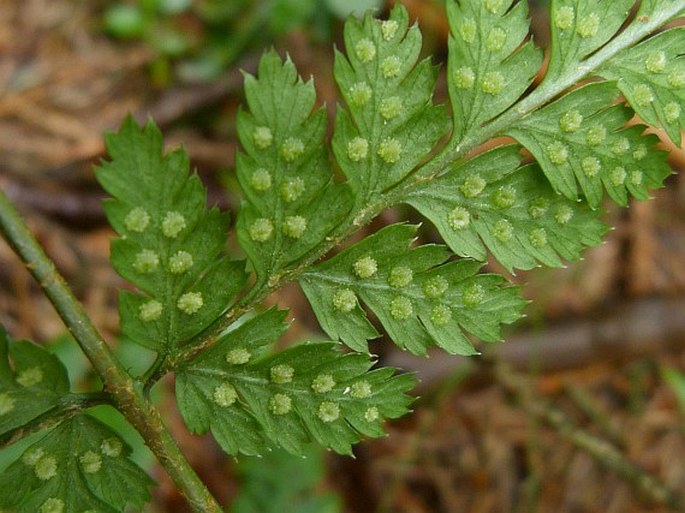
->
300;224;525;355
2;2;685;511
96;116;248;352
176;309;414;456
236;51;351;281
332;5;450;202
403;145;608;271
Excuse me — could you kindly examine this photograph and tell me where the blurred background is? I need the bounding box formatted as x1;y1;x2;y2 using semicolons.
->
1;0;684;512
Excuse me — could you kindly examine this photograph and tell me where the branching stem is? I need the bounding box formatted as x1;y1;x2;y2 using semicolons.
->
0;189;224;513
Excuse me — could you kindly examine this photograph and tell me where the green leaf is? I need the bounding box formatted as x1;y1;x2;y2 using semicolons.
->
637;0;685;18
0;327;69;437
599;28;685;147
103;4;147;39
300;224;526;355
661;367;685;416
506;82;671;207
325;0;382;19
332;4;449;200
233;446;341;513
270;0;317;33
176;309;415;456
545;0;634;83
403;145;608;271
446;0;542;143
236;51;352;282
0;414;153;513
96;116;248;352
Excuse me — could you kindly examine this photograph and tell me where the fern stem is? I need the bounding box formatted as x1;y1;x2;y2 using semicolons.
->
0;189;224;513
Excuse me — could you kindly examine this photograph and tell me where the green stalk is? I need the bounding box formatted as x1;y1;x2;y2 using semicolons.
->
0;189;223;513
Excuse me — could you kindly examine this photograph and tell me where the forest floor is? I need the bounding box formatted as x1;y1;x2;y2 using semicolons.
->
1;1;684;512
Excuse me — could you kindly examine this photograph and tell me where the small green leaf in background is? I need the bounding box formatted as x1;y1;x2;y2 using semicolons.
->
104;4;148;39
155;0;192;15
325;0;383;19
233;445;341;513
662;367;685;417
270;0;318;33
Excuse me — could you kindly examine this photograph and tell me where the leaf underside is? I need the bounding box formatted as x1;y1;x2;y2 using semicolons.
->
404;145;608;272
446;0;542;143
0;414;153;513
0;327;69;438
599;27;685;147
333;5;450;201
236;50;352;282
96;117;248;353
176;309;415;456
300;224;526;355
507;81;671;207
545;0;634;84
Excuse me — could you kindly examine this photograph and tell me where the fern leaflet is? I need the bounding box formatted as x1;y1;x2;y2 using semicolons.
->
96;117;248;353
176;309;414;455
